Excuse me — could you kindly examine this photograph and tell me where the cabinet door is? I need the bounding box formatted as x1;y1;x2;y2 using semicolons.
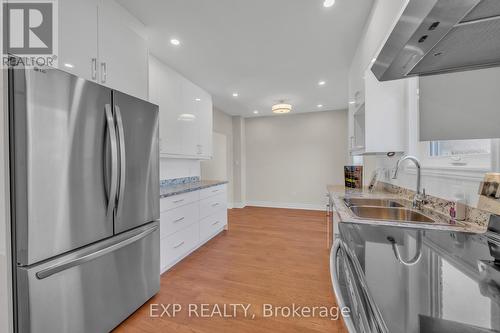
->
180;79;200;156
364;69;407;153
148;56;183;155
58;0;98;80
98;0;148;100
197;90;213;159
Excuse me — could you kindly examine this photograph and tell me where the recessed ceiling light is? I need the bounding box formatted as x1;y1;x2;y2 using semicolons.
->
232;92;239;97
253;110;259;114
170;38;180;46
323;0;335;8
318;80;326;86
348;101;356;105
64;63;74;68
317;104;323;108
195;98;201;102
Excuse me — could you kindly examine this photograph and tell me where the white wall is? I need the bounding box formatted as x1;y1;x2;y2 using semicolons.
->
245;110;348;210
160;158;200;180
232;116;246;208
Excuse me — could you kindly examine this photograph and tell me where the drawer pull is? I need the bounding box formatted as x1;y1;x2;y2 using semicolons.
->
173;199;185;204
173;217;185;223
212;221;220;226
173;241;185;249
211;203;220;207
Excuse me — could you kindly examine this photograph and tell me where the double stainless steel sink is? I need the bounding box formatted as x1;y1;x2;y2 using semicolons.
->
343;198;436;224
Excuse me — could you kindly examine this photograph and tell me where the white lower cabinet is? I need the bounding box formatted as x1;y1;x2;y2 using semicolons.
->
200;210;228;243
159;184;227;273
163;223;200;268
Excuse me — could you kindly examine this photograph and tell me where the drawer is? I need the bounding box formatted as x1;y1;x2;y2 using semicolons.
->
160;201;199;238
199;193;227;219
200;210;227;242
160;190;199;212
163;222;199;268
199;184;227;200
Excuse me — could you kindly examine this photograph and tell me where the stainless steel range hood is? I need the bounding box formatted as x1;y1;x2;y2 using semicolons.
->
372;0;500;81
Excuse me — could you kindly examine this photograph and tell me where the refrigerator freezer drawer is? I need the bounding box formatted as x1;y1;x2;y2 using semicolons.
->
16;222;160;333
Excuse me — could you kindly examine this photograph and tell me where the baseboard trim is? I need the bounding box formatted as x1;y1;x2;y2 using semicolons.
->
231;202;246;209
245;201;325;211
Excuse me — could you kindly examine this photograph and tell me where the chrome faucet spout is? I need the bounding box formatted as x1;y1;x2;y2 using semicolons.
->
392;155;425;209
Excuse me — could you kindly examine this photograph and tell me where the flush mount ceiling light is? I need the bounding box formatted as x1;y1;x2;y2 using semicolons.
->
64;63;74;68
323;0;335;8
177;113;196;122
318;80;326;86
272;102;292;114
317;104;323;108
195;98;201;101
170;38;180;46
253;110;259;114
232;92;239;97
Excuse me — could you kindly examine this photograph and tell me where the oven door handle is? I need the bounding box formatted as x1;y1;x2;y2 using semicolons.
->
342;241;389;333
330;239;358;333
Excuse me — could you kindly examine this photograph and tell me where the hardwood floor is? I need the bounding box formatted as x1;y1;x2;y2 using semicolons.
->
114;207;347;333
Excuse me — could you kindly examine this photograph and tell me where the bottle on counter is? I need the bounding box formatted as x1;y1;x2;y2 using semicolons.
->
450;190;467;222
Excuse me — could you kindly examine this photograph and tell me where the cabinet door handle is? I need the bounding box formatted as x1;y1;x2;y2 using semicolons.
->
211;203;220;207
91;58;97;80
101;62;107;83
173;217;185;223
173;199;185;204
350;136;355;149
212;221;220;226
173;241;185;249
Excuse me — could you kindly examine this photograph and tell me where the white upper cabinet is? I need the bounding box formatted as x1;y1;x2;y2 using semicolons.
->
98;0;148;100
58;0;99;81
149;55;213;159
348;0;412;156
362;69;407;154
57;0;148;99
197;89;213;159
149;56;182;155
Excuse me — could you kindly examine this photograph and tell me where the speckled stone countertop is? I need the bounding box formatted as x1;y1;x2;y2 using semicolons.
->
160;180;228;198
327;185;486;233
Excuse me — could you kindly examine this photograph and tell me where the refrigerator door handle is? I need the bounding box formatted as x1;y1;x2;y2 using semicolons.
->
35;225;159;280
114;105;126;219
105;104;119;217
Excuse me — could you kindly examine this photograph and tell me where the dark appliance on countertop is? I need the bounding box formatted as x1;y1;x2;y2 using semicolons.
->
8;58;160;333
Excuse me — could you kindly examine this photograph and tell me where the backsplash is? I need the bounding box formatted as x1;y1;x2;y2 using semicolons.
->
159;158;200;180
160;176;200;187
377;181;491;227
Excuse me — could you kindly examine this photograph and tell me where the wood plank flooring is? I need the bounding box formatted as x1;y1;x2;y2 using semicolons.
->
114;207;347;333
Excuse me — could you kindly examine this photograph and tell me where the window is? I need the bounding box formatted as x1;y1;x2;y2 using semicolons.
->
429;139;491;157
419;139;493;169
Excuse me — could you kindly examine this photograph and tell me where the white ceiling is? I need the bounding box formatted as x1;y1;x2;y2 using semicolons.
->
117;0;374;117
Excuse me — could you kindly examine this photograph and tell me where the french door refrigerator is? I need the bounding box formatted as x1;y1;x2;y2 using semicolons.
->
8;61;160;333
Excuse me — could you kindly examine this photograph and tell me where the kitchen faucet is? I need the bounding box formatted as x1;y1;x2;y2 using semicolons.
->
392;155;427;210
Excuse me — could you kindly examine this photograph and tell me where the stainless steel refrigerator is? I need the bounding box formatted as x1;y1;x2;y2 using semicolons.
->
8;61;160;333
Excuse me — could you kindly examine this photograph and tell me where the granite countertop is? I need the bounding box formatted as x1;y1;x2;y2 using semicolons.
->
160;179;228;198
327;185;485;233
